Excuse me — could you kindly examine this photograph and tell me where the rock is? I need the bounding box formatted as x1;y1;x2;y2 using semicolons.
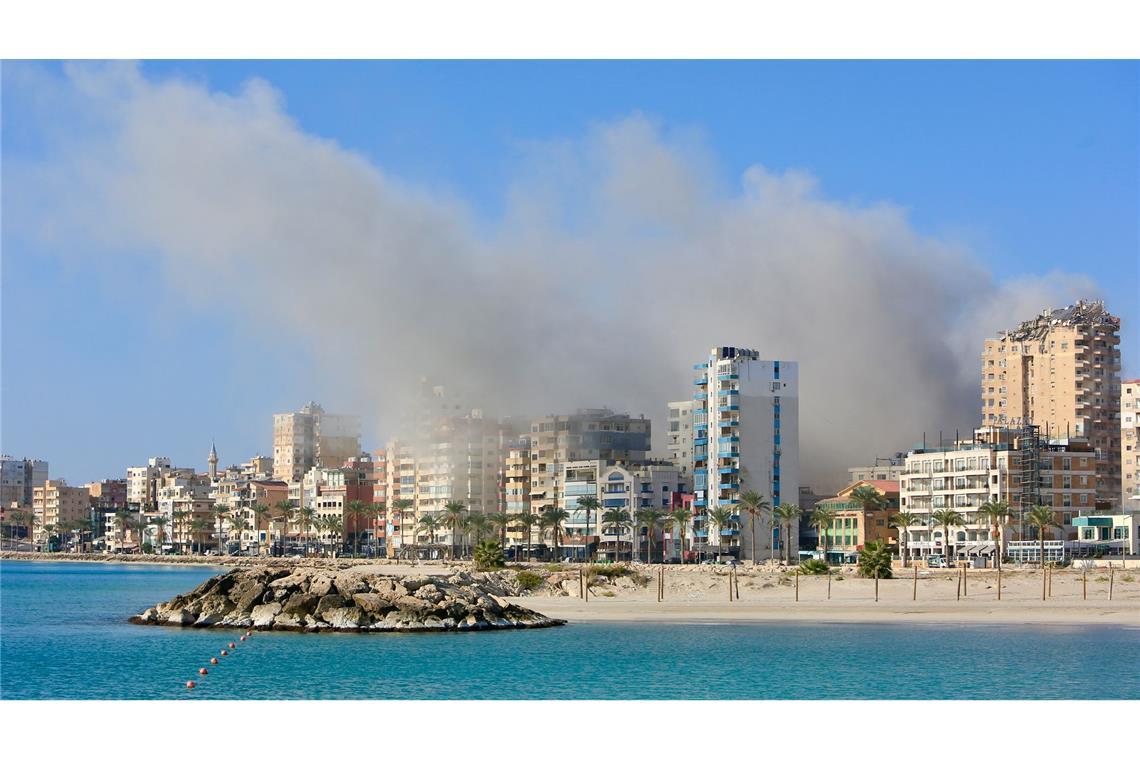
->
322;606;366;628
251;602;282;627
308;574;334;597
281;592;319;616
232;581;266;612
315;594;347;615
333;572;369;597
352;593;395;616
414;583;445;604
394;595;436;616
161;608;196;626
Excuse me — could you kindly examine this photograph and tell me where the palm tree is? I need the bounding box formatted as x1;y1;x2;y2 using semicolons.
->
323;514;344;556
465;512;490;549
601;508;632;561
889;511;921;568
976;499;1011;569
739;490;771;564
849;485;888;550
931;508;965;564
576;496;600;561
368;502;387;556
190;517;211;554
297;506;317;555
272;500;294;552
113;508;132;551
487;512;513;548
706;506;737;558
250;503;271;556
442;501;469;560
344;500;369;557
514;512;539;562
669;508;692;564
1025;505;1058;569
228;514;249;554
416;513;438;557
211;504;231;554
541;507;570;562
391;498;415;560
772;502;803;564
151;515;169;554
172;508;190;555
635;508;665;563
809;505;836;561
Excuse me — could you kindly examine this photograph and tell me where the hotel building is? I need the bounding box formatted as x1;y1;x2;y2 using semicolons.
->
691;347;799;561
272;402;361;482
981;300;1122;506
813;480;900;561
899;428;1098;564
31;479;90;545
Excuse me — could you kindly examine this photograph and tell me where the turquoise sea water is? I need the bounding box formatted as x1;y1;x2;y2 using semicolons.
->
2;560;1138;700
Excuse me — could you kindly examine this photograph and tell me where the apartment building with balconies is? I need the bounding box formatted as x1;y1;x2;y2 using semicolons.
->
1122;380;1140;508
981;300;1121;507
691;346;799;562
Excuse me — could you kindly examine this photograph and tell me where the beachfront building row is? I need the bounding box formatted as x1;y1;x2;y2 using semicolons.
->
898;427;1101;564
686;346;800;562
1123;379;1140;508
1;456;49;510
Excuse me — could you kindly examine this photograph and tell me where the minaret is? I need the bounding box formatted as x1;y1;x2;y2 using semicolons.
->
208;441;219;480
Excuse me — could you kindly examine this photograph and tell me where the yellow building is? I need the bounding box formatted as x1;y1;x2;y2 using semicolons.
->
981;300;1121;507
815;480;900;559
32;479;90;546
1122;380;1140;507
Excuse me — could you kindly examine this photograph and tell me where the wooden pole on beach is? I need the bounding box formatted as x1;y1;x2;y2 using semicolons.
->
728;570;733;602
956;569;961;601
875;575;879;603
1109;566;1114;601
1083;568;1087;600
733;567;740;600
912;566;917;601
963;564;968;597
795;568;799;602
997;564;1002;601
827;570;832;600
1041;565;1046;602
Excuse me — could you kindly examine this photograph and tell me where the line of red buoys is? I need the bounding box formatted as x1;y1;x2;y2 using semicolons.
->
188;629;258;690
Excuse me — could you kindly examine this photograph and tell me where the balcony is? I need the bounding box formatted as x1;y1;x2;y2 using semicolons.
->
694;453;708;462
694;377;708;386
694;437;709;446
718;435;740;444
718;466;739;475
717;389;740;397
719;482;740;491
693;363;708;370
694;392;708;401
718;404;740;412
718;373;739;381
720;419;740;427
693;499;707;508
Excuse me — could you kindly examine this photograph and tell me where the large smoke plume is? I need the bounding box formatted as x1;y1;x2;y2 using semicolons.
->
6;63;1100;491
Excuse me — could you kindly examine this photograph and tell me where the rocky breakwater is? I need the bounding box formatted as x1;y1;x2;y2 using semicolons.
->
130;567;564;632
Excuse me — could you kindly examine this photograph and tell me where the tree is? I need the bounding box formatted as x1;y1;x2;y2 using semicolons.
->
772;502;803;564
465;512;490;550
889;511;921;568
541;507;571;562
487;512;513;548
369;502;388;556
323;514;344;556
858;540;893;579
601;508;632;561
977;499;1011;569
514;512;539;562
272;500;294;552
669;508;692;564
809;506;836;561
391;499;415;560
706;506;738;558
250;503;271;556
113;508;132;551
442;501;469;560
190;517;211;554
297;506;317;555
635;508;665;563
473;540;506;571
416;513;438;556
172;509;190;555
151;515;169;554
228;514;249;554
575;496;600;561
212;504;231;554
1026;505;1058;569
739;490;771;564
931;508;965;563
344;500;369;557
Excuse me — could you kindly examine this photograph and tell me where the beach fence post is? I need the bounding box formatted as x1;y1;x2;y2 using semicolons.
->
1109;566;1114;601
997;564;1002;601
875;574;879;603
1083;567;1087;600
963;564;967;597
1042;564;1046;602
912;566;917;601
827;569;832;600
733;567;740;600
795;568;800;602
956;569;961;601
728;569;733;602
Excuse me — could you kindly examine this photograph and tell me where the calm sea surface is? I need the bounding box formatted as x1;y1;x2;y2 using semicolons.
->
2;560;1137;700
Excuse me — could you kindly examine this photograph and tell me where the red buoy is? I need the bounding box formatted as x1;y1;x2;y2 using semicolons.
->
221;650;228;657
239;635;246;642
186;680;196;689
246;630;253;636
199;668;208;675
210;657;218;665
228;642;236;649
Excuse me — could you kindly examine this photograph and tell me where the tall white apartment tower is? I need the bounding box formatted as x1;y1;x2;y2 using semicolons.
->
692;347;799;561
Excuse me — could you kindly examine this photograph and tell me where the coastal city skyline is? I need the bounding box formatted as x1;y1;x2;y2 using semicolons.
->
3;61;1137;488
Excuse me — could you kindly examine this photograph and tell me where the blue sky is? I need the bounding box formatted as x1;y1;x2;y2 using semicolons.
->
3;60;1138;485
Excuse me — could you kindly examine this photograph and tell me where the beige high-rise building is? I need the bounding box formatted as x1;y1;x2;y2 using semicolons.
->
981;300;1121;507
666;400;695;479
1122;379;1140;507
526;409;651;519
32;479;90;546
273;402;361;481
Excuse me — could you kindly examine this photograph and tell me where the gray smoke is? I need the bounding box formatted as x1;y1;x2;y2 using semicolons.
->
6;63;1100;492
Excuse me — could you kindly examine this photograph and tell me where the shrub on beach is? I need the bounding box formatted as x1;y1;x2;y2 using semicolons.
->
473;541;505;571
857;541;893;579
798;558;831;575
515;570;544;591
